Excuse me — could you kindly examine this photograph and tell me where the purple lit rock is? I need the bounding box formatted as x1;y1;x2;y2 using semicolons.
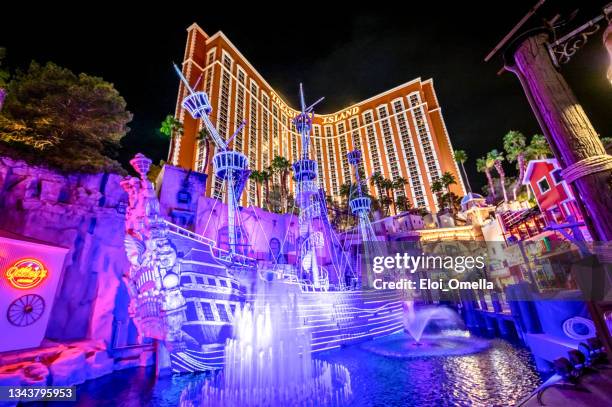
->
22;363;49;385
0;157;130;345
49;348;87;386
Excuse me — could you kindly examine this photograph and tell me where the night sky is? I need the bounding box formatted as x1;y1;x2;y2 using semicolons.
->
2;1;610;191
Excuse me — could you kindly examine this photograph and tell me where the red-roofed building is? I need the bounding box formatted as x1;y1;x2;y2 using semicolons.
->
522;159;583;226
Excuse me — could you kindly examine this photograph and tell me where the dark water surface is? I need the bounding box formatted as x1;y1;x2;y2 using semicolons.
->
27;335;542;407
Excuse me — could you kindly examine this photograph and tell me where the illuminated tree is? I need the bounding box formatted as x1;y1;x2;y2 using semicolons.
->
249;170;266;208
0;61;132;172
160;115;183;138
453;149;471;193
271;155;291;211
487;149;508;202
503;130;527;201
476;156;496;201
395;195;411;213
526;134;551;160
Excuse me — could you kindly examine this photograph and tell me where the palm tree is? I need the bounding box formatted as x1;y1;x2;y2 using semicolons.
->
196;127;214;175
160;115;183;138
431;179;444;209
339;182;354;201
395;196;411;213
271;155;291;211
527;134;551;160
435;172;459;216
249;170;265;208
370;172;386;202
381;178;396;215
393;176;408;190
392;176;408;196
392;176;409;213
476;156;496;201
487;149;508;202
440;172;456;191
260;169;271;209
503;131;527;201
453;150;471;193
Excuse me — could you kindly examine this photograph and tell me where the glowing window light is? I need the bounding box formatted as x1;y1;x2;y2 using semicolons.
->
5;258;49;290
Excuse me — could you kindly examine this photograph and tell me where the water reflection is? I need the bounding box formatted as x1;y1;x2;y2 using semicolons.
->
34;337;541;407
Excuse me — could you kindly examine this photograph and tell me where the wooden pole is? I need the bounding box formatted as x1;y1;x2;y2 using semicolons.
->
505;32;612;241
505;31;612;352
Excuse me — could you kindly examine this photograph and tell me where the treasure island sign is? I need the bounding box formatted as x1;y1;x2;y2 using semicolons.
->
5;258;48;290
321;107;360;125
270;91;360;125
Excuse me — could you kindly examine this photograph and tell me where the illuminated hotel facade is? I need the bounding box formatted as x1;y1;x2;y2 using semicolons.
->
170;23;465;213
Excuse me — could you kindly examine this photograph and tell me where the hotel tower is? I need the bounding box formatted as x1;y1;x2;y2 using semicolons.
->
170;23;465;213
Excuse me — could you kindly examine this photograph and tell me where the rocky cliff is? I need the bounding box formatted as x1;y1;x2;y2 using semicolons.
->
0;156;131;345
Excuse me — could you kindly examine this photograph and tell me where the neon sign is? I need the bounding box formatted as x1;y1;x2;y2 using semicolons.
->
5;259;48;290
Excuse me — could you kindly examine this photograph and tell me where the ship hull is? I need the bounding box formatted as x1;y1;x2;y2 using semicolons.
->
170;284;405;373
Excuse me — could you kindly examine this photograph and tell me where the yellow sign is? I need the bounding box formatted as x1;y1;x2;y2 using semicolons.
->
270;92;360;124
322;107;360;124
270;92;298;118
5;259;49;290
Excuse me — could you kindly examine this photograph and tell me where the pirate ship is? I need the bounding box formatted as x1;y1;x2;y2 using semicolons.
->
120;67;405;373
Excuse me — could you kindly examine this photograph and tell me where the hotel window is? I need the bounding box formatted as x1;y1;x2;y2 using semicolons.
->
281;113;289;158
362;111;382;177
272;104;281;185
336;122;351;186
210;51;233;199
261;93;270;169
272;104;280;156
349;117;366;179
217;51;233;139
392;99;427;209
248;80;259;206
325;125;339;196
313;125;325;187
234;67;246;153
291;123;298;161
187;48;216;168
377;104;404;198
204;48;216;96
261;94;270;202
408;93;441;192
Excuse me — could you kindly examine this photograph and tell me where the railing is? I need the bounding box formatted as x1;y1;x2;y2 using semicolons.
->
163;220;216;246
163;219;257;269
295;180;319;195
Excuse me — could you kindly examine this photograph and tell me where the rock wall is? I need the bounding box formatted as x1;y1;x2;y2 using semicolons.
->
0;157;132;346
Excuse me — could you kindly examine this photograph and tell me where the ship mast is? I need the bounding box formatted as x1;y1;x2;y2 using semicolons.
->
174;64;248;256
347;150;380;287
292;84;325;288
